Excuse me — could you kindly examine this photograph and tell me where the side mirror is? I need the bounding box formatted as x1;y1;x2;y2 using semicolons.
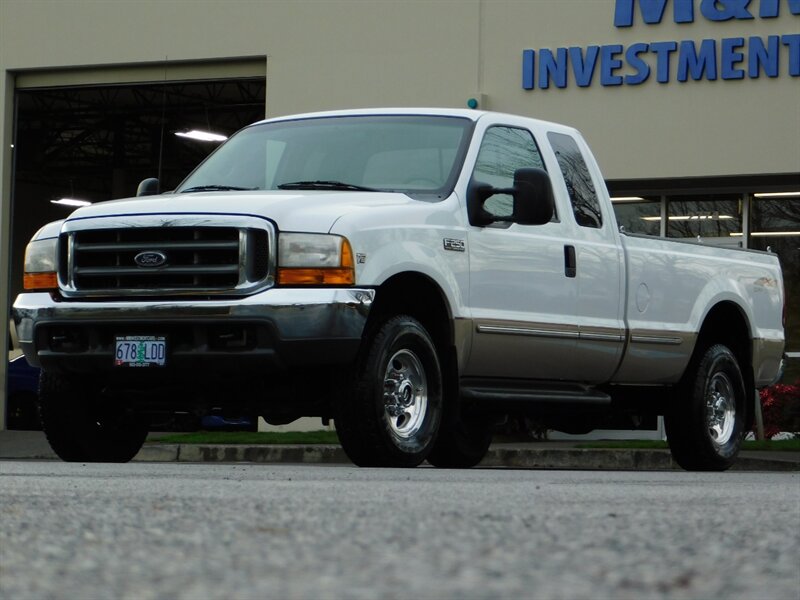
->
467;167;554;227
136;178;160;197
511;168;554;226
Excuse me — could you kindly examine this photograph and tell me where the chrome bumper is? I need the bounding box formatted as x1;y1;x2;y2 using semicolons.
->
13;288;374;370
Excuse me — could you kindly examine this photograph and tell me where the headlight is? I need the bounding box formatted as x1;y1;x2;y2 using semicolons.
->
277;233;355;285
23;237;59;290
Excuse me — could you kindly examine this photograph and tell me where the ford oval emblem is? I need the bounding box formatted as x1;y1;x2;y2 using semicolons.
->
134;251;168;268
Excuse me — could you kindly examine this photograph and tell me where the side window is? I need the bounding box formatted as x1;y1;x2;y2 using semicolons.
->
547;132;603;228
473;126;546;219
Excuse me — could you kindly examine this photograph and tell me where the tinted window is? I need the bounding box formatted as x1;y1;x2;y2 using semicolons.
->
612;197;661;236
667;194;743;241
473;126;545;219
548;132;603;228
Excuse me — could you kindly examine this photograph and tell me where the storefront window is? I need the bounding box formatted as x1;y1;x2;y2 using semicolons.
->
751;196;800;380
611;197;661;236
667;194;743;246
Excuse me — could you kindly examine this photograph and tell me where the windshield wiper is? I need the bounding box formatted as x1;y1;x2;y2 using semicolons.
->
180;185;257;193
277;180;379;192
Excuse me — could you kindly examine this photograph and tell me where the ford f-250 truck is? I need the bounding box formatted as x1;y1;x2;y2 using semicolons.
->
12;108;785;470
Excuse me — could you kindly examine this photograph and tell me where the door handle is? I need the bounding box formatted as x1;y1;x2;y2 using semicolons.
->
564;245;576;278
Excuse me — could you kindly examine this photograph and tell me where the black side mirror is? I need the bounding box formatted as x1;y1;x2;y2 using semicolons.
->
467;167;554;227
136;178;160;197
511;168;554;226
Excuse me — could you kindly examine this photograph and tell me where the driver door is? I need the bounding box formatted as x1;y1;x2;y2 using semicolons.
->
464;123;578;381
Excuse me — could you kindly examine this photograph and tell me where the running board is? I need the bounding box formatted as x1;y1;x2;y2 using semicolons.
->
460;378;611;412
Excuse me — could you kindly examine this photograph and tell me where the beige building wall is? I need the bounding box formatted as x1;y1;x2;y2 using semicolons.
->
2;1;797;179
1;0;798;427
479;1;800;179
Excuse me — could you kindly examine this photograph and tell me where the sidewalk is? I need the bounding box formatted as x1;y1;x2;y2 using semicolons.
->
1;430;798;471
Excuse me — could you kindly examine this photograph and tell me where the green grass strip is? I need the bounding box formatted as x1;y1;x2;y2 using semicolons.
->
149;430;340;445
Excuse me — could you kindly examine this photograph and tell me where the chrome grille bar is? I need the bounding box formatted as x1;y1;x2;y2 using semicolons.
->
58;215;275;298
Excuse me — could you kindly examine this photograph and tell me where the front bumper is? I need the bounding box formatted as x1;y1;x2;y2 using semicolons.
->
12;288;374;373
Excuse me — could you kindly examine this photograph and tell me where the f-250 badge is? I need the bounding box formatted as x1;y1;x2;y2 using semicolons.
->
443;238;465;252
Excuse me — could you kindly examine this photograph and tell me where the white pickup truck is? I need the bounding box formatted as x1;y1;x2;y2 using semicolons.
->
13;108;785;470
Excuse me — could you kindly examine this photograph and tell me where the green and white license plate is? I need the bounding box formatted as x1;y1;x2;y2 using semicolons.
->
114;336;166;367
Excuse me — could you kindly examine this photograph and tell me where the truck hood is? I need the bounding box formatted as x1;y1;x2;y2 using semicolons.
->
64;190;420;233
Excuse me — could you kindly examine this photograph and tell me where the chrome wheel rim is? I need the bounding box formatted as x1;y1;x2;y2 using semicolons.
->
382;349;428;439
706;371;736;446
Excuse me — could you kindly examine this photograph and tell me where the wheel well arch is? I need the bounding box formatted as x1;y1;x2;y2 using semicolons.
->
695;301;751;369
694;300;755;424
367;272;454;353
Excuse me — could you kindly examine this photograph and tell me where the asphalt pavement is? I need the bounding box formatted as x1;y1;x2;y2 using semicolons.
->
2;462;798;600
1;430;798;471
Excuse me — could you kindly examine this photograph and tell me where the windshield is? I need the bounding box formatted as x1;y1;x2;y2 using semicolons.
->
176;115;474;198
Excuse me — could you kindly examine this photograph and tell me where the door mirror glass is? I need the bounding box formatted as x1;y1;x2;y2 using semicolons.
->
512;168;555;225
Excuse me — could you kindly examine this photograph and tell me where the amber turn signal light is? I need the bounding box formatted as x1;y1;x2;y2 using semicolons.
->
277;267;355;285
23;272;58;290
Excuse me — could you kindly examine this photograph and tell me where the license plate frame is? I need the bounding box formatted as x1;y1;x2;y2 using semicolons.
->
114;335;167;368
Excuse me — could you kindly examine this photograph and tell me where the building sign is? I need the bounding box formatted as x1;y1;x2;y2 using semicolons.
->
522;0;800;89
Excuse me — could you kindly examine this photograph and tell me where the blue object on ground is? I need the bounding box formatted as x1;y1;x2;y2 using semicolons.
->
7;356;41;429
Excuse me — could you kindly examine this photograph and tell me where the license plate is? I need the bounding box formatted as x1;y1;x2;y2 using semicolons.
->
115;336;166;367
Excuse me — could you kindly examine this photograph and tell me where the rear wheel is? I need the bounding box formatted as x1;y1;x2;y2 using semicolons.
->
38;371;149;463
335;315;443;467
665;344;747;471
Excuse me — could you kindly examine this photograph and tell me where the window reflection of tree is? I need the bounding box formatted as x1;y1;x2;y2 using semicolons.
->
753;198;800;232
613;201;660;235
474;128;543;184
475;127;543;218
548;133;602;229
667;198;741;238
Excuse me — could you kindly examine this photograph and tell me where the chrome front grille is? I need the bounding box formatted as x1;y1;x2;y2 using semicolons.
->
58;216;275;297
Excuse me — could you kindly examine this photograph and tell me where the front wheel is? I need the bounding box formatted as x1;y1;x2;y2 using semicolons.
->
665;344;747;471
39;371;149;462
335;315;443;467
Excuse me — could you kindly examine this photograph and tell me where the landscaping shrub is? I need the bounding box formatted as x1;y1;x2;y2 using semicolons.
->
758;380;800;439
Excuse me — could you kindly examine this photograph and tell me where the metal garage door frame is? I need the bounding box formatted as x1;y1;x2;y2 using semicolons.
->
1;56;266;430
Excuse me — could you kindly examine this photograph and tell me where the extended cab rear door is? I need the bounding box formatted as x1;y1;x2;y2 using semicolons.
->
545;130;625;383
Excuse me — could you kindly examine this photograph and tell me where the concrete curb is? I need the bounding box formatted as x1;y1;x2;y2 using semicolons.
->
3;432;796;470
134;444;350;464
132;443;800;471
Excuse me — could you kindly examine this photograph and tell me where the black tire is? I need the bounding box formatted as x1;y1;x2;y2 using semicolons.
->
7;392;41;430
427;411;492;469
38;371;149;463
665;344;747;471
335;315;443;467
